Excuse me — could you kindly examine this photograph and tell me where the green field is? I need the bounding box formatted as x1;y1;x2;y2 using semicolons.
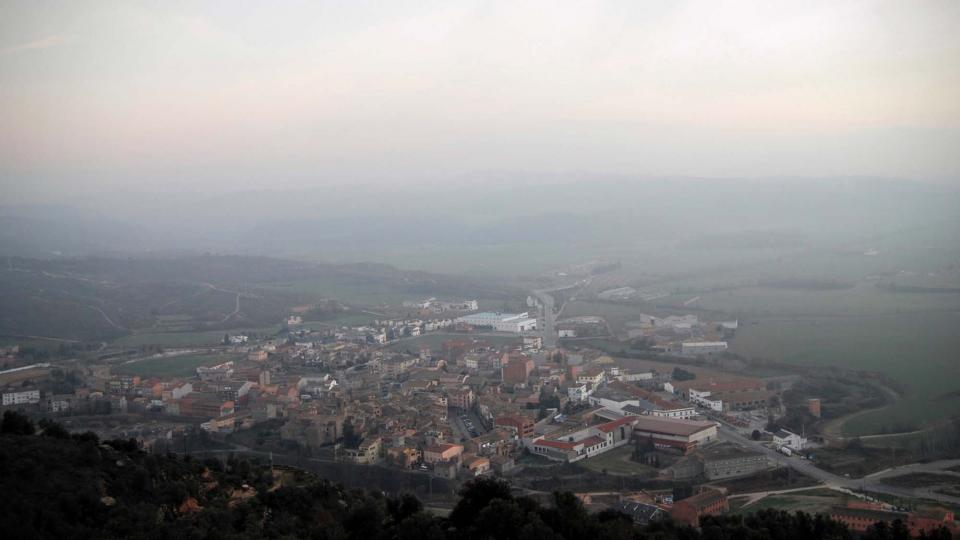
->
114;353;240;378
731;311;960;436
563;279;960;437
681;283;960;317
720;285;960;436
575;445;656;476
735;492;848;515
113;326;280;348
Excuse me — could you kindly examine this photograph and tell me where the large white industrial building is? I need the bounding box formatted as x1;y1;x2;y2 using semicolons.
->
2;388;40;406
455;312;538;333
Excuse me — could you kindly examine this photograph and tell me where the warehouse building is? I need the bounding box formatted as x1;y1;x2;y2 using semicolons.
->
455;312;538;333
632;416;718;454
699;443;769;480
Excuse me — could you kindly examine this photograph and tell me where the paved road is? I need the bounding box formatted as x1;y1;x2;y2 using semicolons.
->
531;289;557;349
531;278;594;350
718;424;960;505
731;485;830;508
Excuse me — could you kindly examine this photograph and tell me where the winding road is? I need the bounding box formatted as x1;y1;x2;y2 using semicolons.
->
718;424;960;505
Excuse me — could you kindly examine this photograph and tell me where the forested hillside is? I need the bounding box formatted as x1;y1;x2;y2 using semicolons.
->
2;412;947;540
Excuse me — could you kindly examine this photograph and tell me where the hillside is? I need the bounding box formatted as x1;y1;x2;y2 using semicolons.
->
0;412;873;540
0;255;516;342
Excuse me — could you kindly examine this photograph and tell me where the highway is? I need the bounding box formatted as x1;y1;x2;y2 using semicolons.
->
531;289;557;349
532;279;590;350
718;423;960;505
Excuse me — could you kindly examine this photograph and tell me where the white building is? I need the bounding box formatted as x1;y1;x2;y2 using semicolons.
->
558;329;577;338
530;416;636;463
680;341;728;356
2;388;40;406
689;389;724;412
649;405;697;419
588;393;637;415
496;317;537;333
576;369;605;387
455;312;537;333
567;384;593;403
49;397;71;413
523;336;543;350
773;429;806;451
424;319;453;332
618;370;654;382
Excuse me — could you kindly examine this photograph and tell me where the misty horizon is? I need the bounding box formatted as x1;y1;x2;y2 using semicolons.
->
3;1;960;203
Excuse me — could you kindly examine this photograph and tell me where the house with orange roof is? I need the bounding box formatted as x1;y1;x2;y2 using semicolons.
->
424;443;464;465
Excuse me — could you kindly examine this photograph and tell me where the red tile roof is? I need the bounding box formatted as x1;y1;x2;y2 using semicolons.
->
535;439;577;450
597;415;638;432
426;443;462;453
580;435;605;447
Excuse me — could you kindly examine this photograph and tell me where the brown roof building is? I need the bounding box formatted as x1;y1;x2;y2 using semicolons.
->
632;416;718;454
671;488;728;526
501;355;534;385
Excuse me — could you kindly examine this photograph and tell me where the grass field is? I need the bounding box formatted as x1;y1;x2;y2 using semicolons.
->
113;326;280;348
114;353;240;377
565;278;960;437
880;473;960;489
575;446;655;476
678;283;960;317
730;311;960;436
735;492;848;515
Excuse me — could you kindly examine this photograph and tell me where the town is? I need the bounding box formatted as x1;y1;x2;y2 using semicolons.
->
3;288;958;537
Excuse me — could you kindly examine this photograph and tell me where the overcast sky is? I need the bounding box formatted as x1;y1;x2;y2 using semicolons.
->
1;1;959;201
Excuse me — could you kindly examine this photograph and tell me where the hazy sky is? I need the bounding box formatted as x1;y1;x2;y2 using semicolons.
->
2;0;959;200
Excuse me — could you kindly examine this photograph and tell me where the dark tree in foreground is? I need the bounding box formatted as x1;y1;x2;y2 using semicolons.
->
1;410;35;435
0;416;877;540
